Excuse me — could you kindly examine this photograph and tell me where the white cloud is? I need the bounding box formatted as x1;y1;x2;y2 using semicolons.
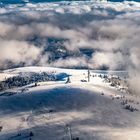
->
0;40;42;68
0;1;140;94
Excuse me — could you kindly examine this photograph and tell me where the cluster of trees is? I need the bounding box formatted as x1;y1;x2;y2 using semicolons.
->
124;104;138;112
103;75;122;87
121;99;139;112
0;72;56;91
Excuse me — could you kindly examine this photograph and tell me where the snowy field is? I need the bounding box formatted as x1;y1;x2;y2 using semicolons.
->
0;66;140;140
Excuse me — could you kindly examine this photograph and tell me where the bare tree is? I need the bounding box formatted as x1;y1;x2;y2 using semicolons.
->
88;69;90;82
65;124;72;140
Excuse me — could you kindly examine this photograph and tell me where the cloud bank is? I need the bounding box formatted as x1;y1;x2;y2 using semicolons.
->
0;1;140;94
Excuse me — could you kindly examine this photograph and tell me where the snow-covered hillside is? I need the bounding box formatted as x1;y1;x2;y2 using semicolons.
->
0;66;140;140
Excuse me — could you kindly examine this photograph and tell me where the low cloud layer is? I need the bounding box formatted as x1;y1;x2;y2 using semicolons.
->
0;1;140;94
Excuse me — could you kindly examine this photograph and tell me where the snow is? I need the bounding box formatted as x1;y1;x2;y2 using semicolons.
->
0;73;17;82
0;66;140;140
